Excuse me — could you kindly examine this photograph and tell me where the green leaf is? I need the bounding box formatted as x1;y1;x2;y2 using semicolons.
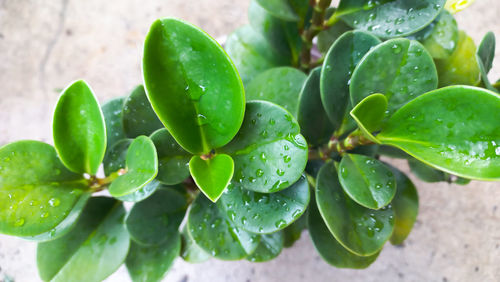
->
408;158;447;182
435;31;480;87
350;94;388;143
337;0;445;39
189;154;234;202
246;232;284;262
225;25;290;86
126;188;187;246
143;18;245;154
255;0;300;21
317;8;352;55
377;145;411;159
377;86;500;181
103;138;132;176
180;225;210;263
220;101;308;193
187;194;260;260
109;136;158;197
283;210;308;248
122;85;164;138
117;180;162;203
297;68;335;146
0;141;89;239
53;80;106;175
350;38;438;118
101;97;126;153
413;10;458;59
246;67;306;115
37;197;130;282
220;175;309;234
339;154;396;209
308;195;379;269
384;164;419;245
316;162;394;256
151;129;191;185
477;32;497;92
320;31;381;130
125;233;181;282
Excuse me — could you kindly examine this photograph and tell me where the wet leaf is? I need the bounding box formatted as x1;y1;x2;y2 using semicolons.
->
189;154;234;202
180;225;210;263
247;232;284;262
151;129;191;185
317;8;352;54
282;210;308;248
122;85;164;138
101;97;126;153
412;10;458;59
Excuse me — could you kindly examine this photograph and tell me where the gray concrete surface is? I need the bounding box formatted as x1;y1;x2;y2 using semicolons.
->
1;0;500;281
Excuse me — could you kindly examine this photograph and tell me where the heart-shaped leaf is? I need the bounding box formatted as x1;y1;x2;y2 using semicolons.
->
246;232;284;262
180;225;210;263
317;8;352;55
297;67;335;146
187;194;260;260
122;85;164;138
308;195;380;269
350;94;388;143
220;175;309;234
320;31;381;130
220;101;308;193
53;80;106;175
337;0;445;39
246;67;307;115
377;86;500;180
101;97;126;153
0;141;89;239
225;25;290;87
143;18;245;154
151;129;191;185
339;154;396;210
109;136;158;197
350;38;438;118
37;197;129;282
408;158;447;183
189;154;234;202
125;233;180;282
316;162;394;256
477;32;497;92
384;163;419;245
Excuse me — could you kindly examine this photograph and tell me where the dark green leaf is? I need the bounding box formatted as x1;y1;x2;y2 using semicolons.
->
187;194;260;260
143;18;245;154
53;80;106;175
408;158;447;182
256;0;300;21
189;154;234;202
220;175;309;234
109;136;158;197
101;97;126;152
477;32;497;92
103;138;132;176
122;85;164;138
350;38;438;117
316;162;394;256
180;225;210;263
317;8;352;54
37;197;129;282
282;209;308;248
377;145;411;159
151;129;191;185
0;141;89;239
350;94;388;142
220;101;308;193
247;232;284;262
117;180;162;203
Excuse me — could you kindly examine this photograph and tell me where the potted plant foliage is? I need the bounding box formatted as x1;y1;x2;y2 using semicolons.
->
0;0;498;281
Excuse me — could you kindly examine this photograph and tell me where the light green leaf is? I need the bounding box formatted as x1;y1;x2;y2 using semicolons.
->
350;94;388;143
189;154;234;202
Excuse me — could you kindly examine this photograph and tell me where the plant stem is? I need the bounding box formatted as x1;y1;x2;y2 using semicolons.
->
89;169;127;191
309;129;374;160
300;0;332;71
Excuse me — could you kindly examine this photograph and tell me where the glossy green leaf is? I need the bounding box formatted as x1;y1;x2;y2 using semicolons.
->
225;25;290;86
384;164;419;245
283;210;308;248
350;94;388;143
220;175;309;234
180;225;210;263
189;154;234;202
256;0;300;21
101;97;126;152
246;67;306;115
126;233;181;282
247;232;284;262
126;188;187;246
53;80;106;175
435;31;480;87
109;136;158;197
339;154;396;209
350;38;438;117
122;85;164;138
103;139;132;176
117;180;162;203
337;0;445;39
220;101;308;193
37;197;129;282
151;129;191;185
477;32;497;92
0;141;89;239
413;10;458;59
408;158;447;182
377;86;500;181
320;31;381;130
308;195;379;269
143;18;245;154
377;145;411;159
316;162;394;256
187;194;260;260
317;8;352;54
297;67;335;146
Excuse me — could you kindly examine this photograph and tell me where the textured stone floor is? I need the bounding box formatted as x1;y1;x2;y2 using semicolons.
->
1;0;500;281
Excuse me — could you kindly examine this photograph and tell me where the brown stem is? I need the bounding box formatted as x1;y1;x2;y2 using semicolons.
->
309;130;375;160
300;0;332;71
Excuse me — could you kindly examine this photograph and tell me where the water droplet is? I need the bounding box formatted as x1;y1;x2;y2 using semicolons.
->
283;155;291;163
41;212;49;218
49;198;60;207
275;220;286;228
14;218;25;227
256;169;264;177
276;169;285;176
391;44;402;54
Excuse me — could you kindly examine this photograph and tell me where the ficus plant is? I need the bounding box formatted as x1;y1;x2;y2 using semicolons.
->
1;0;498;281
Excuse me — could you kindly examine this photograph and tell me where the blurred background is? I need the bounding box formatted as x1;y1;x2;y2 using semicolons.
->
1;0;500;281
